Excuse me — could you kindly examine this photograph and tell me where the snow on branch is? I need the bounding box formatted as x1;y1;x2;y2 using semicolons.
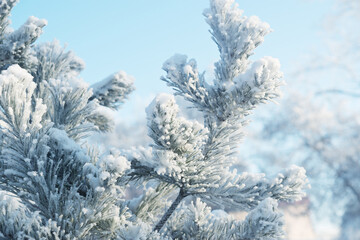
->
204;0;271;82
162;55;283;123
237;198;285;240
0;16;47;69
90;71;135;110
164;198;285;240
0;64;46;134
0;191;58;239
130;94;208;182
46;78;102;139
160;0;281;124
0;0;18;37
29;40;85;84
146;93;206;154
199;166;309;210
162;55;208;109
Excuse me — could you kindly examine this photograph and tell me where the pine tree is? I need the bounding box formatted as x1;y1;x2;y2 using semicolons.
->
0;0;308;239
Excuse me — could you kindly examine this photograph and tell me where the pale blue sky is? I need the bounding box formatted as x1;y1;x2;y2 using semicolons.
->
11;0;333;119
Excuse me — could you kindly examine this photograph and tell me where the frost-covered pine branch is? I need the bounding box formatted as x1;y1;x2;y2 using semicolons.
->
0;0;17;37
28;40;85;84
127;0;309;237
0;65;136;239
90;71;135;110
0;15;47;70
0;0;138;238
164;198;284;240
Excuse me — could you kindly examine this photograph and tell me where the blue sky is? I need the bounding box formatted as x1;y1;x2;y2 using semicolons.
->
11;0;333;120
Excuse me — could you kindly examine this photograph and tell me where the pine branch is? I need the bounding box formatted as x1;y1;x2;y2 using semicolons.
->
128;159;181;187
316;88;360;98
89;71;135;110
0;0;18;38
153;188;187;232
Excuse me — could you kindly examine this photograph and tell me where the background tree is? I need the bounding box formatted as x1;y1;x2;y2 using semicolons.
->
245;0;360;239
